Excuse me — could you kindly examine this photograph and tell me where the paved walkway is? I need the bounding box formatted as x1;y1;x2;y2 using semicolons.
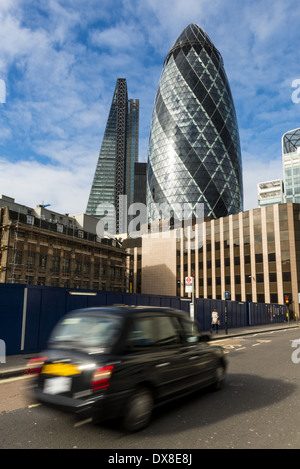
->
0;322;299;379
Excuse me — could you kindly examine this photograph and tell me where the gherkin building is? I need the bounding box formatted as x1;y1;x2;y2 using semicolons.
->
147;23;243;221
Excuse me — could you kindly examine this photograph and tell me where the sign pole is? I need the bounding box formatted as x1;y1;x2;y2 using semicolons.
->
185;277;195;331
192;277;195;331
224;291;230;335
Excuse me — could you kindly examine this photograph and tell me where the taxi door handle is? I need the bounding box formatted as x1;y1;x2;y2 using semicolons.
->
156;362;170;368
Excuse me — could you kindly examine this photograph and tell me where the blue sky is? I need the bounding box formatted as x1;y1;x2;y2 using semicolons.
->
0;0;299;215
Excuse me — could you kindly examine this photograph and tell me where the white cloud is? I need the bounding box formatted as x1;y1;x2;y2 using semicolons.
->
90;22;145;51
0;158;91;214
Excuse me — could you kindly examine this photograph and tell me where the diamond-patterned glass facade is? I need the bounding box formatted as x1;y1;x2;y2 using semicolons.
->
282;127;300;155
147;24;243;221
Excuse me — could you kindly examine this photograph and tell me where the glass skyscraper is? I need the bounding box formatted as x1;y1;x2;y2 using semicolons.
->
86;79;139;232
147;23;243;221
282;127;300;204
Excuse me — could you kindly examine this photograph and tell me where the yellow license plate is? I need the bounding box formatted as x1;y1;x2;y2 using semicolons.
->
42;363;81;376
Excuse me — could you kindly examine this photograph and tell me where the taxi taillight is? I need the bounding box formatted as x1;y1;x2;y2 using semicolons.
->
90;365;114;391
25;357;47;375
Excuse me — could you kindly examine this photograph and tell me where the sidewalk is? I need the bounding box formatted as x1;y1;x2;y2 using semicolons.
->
209;321;299;340
0;322;299;380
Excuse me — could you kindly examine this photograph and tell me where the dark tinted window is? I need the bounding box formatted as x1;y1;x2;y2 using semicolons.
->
127;315;183;349
155;316;182;346
127;317;155;348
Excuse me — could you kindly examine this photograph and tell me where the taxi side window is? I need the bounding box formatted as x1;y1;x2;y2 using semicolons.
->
155;316;182;346
127;317;155;348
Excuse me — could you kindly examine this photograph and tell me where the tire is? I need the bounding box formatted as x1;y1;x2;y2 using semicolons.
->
212;363;226;391
123;386;154;432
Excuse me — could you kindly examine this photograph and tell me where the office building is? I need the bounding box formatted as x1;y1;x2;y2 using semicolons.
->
258;127;300;207
147;23;243;222
86;79;139;232
0;195;128;291
282;127;300;204
258;180;284;207
138;202;300;318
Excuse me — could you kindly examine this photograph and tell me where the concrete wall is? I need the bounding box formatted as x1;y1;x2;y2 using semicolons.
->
141;231;177;296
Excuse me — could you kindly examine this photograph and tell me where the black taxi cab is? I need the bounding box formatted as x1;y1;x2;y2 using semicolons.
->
27;305;227;432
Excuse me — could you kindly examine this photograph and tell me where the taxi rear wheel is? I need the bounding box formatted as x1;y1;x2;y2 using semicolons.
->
212;363;226;391
123;386;154;432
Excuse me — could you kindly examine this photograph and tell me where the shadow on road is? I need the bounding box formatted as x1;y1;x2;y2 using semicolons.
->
130;372;296;436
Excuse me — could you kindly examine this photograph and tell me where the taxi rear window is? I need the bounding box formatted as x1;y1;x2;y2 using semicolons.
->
49;315;122;348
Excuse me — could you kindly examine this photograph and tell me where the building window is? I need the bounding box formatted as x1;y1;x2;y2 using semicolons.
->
94;263;100;277
282;272;291;281
268;252;276;262
39;254;47;269
62;258;70;272
51;278;59;287
57;224;63;233
26;275;34;285
78;230;84;239
269;272;277;282
27;252;35;266
256;273;264;283
52;256;60;271
83;262;90;275
270;293;278;304
255;254;263;263
37;277;45;286
26;215;34;225
75;260;82;273
15;251;23;265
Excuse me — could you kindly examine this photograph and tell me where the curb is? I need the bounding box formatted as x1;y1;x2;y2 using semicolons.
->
0;366;29;380
209;324;300;340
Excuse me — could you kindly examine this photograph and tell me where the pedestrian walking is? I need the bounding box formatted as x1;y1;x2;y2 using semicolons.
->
211;309;220;333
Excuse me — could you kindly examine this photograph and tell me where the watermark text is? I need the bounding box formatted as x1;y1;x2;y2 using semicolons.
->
0;79;6;104
291;79;300;104
95;197;204;249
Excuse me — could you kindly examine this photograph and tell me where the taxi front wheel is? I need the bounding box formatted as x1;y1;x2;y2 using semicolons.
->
123;386;154;432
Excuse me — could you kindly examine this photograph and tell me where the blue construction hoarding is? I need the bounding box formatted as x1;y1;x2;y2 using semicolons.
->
0;283;286;355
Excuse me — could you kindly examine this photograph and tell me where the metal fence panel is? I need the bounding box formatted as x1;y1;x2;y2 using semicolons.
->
0;284;25;355
0;284;287;355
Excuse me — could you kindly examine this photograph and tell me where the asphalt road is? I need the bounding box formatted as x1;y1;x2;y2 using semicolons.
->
1;327;300;450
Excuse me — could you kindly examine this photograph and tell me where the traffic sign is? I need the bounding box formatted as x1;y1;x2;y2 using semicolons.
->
185;277;193;293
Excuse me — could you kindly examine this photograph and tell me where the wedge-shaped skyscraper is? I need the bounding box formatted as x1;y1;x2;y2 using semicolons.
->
147;24;243;221
86;78;139;232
